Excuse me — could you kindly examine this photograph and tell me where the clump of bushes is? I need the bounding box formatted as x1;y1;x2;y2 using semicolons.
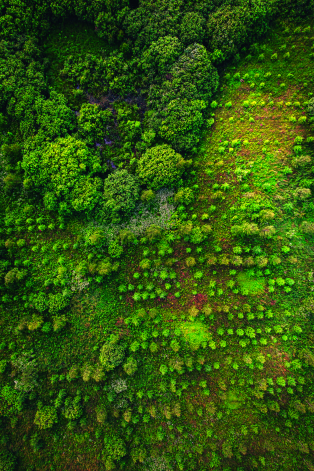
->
137;145;187;190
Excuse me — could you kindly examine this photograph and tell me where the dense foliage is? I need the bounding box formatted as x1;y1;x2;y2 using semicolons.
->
1;0;314;470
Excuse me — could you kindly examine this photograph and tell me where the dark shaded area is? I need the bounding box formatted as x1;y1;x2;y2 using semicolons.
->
129;0;139;9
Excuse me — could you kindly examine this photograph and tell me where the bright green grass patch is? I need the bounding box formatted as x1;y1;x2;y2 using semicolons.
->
178;320;211;349
237;271;266;295
224;390;246;410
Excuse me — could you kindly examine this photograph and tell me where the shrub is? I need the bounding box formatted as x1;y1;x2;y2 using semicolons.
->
93;365;105;382
189;226;206;244
231;255;243;266
81;363;93;382
276;377;286;387
103;436;126;462
67;365;80;381
78;103;113;145
260;226;276;238
96;405;107;424
103;170;140;221
185;257;196;267
119;229;135;244
1;143;22;165
34;405;58;429
307;97;314;115
123;357;138;376
0;360;7;374
141;36;183;78
11;352;38;394
260;210;275;221
178;221;193;236
270;255;281;266
88;229;105;246
141;189;155;202
231;223;259;237
174;187;194;205
27;315;43;331
22;136;102;214
180;12;205;45
292;155;311;167
52;315;67;332
99;339;125;371
108;240;123;258
63;395;82;420
256;256;268;268
140;259;151;269
137;145;186;190
4;268;26;285
301;221;314;234
146;224;162;241
294;188;311;200
206;254;217;265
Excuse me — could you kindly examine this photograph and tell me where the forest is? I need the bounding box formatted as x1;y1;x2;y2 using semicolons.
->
0;0;314;470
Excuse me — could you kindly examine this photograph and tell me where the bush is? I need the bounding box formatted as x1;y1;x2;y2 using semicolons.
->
108;240;123;258
1;143;22;165
147;44;218;152
180;12;205;45
34;405;58;429
301;221;314;234
207;4;269;60
292;155;311;167
99;339;125;371
34;91;76;141
22;136;102;214
231;222;259;237
294;188;311;200
123;357;138;376
138;145;185;190
146;225;162;241
189;226;208;244
307;97;314;115
97;258;119;276
96;405;107;424
260;226;276;238
11;353;38;392
141;36;183;78
168;43;219;103
52;315;67;332
103;436;126;462
63;395;82;420
4;268;26;285
27;315;43;331
78;103;113;145
103;170;140;221
186;257;196;267
174;187;194;205
141;189;155;202
157;98;207;152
